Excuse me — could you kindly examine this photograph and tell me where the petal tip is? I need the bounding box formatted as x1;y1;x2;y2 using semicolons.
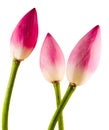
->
46;32;52;38
30;8;37;14
93;25;100;32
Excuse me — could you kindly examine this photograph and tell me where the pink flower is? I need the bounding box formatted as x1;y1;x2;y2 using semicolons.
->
40;33;65;82
10;8;38;61
66;25;101;86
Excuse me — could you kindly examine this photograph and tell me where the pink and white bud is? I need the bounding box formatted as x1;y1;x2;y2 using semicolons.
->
10;8;38;61
40;33;65;82
66;25;101;86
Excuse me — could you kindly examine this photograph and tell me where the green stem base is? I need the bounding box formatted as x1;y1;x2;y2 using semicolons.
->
53;81;64;130
48;83;76;130
2;59;20;130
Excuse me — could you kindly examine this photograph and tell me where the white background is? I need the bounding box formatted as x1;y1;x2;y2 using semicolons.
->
0;0;109;130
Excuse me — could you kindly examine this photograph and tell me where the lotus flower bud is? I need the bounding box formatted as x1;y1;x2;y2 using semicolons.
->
10;8;38;61
40;33;65;82
66;25;101;86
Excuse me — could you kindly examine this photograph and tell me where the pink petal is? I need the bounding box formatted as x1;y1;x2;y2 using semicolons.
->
10;8;38;60
66;25;101;85
40;33;65;82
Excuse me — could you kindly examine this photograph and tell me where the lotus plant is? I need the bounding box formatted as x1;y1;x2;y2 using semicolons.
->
48;25;101;130
2;8;38;130
40;33;65;130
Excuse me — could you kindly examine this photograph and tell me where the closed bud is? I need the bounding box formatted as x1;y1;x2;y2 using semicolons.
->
66;25;101;85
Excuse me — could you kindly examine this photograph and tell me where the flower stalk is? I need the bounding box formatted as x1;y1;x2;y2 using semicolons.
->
53;81;64;130
48;83;76;130
2;59;20;130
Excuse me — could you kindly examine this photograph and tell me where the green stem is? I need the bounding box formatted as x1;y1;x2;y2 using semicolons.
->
48;83;76;130
53;81;64;130
2;59;21;130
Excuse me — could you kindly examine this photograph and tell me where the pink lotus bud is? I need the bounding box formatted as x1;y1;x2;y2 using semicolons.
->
66;25;101;86
40;33;65;82
10;8;38;61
